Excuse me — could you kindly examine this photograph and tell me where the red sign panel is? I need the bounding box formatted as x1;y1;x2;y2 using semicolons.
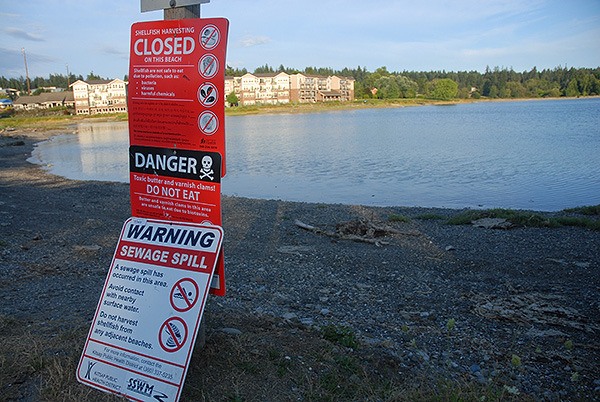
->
129;145;221;224
128;18;229;173
128;18;229;296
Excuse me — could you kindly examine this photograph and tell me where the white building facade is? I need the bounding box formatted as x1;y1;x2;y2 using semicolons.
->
224;72;354;106
70;79;128;115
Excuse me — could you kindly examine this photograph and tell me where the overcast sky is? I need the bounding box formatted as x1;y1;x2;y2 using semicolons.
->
1;0;599;80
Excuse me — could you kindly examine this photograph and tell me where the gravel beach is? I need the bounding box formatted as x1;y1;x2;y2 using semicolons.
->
1;128;599;401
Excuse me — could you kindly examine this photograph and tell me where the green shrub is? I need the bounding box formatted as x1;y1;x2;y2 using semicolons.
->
447;208;599;230
563;205;600;216
321;325;359;349
388;213;410;223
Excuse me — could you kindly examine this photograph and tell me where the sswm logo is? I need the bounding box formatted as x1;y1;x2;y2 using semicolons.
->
127;377;169;400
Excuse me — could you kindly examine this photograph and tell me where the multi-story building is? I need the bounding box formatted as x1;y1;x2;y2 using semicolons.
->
70;79;128;115
224;72;354;106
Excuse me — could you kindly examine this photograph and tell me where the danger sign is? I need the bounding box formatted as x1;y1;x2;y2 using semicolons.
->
77;218;223;402
129;145;222;224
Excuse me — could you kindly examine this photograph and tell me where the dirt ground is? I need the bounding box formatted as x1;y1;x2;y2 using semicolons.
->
1;128;599;401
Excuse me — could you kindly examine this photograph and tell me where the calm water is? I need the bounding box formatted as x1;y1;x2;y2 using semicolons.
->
29;98;600;211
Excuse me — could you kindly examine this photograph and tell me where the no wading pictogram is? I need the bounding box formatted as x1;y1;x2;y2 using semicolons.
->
159;317;188;353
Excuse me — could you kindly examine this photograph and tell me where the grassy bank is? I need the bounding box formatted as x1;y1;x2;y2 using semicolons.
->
223;98;466;116
445;206;600;230
0;99;461;130
0;111;127;132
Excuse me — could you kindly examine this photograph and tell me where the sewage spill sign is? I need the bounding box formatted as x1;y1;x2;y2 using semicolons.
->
77;218;223;402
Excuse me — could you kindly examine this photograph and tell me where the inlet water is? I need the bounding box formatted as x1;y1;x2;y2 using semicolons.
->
29;98;600;211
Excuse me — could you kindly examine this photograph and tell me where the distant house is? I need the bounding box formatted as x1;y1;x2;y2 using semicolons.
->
289;73;354;103
70;79;128;115
0;87;19;99
224;72;354;106
13;91;75;110
0;98;15;117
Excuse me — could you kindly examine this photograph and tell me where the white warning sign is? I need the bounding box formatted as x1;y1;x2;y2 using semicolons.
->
76;217;223;402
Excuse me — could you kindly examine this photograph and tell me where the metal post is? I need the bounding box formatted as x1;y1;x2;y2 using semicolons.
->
164;3;200;19
161;0;208;349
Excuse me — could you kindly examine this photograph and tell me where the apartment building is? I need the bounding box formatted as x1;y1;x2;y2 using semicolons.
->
70;79;128;115
224;72;354;106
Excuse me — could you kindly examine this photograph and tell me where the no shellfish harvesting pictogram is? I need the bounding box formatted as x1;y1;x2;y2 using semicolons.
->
159;317;188;353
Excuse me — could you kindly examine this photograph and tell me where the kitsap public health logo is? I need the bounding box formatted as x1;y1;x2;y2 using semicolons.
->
127;377;169;401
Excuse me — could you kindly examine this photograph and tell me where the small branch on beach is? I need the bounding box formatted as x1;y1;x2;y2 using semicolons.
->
293;220;321;232
295;218;387;246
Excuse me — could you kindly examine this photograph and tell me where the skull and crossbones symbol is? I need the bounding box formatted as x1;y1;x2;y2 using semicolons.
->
199;155;214;180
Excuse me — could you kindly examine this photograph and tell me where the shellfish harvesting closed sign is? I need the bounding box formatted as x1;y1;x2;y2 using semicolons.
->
77;218;223;402
127;18;229;168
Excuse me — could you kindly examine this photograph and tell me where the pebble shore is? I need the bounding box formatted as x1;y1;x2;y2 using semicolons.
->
1;129;599;400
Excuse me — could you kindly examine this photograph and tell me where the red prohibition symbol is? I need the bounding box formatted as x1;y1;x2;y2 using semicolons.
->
159;317;188;353
198;54;218;79
170;278;200;313
197;83;218;107
198;111;218;135
200;25;220;50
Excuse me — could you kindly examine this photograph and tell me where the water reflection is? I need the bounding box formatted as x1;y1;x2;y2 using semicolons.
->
29;121;129;183
28;99;600;211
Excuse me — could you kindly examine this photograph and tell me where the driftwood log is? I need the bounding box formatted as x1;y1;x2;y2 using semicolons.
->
294;219;420;246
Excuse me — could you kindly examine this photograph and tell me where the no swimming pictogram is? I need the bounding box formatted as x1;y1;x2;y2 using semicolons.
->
170;278;199;312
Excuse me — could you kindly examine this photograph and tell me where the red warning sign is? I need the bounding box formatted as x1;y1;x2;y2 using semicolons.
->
128;18;229;169
128;18;229;297
129;145;221;224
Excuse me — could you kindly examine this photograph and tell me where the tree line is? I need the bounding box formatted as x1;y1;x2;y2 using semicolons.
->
2;65;599;101
227;64;600;100
0;72;112;98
